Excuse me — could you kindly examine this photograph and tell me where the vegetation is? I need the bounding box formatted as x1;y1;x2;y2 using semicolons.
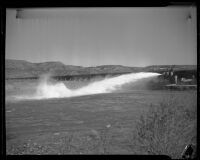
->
131;94;197;158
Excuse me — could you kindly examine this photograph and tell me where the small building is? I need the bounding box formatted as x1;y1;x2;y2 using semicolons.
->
181;78;193;83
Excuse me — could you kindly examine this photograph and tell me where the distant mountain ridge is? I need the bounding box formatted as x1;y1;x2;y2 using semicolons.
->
5;59;197;79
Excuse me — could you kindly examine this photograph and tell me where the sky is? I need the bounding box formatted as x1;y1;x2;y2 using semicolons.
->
6;7;196;67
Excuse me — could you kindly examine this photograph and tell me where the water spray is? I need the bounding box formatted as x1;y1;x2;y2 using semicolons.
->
14;72;161;100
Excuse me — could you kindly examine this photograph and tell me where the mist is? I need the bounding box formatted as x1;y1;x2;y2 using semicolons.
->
12;72;161;100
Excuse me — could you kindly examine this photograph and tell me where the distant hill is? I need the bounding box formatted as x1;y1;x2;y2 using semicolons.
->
5;59;141;79
143;65;197;72
5;59;197;79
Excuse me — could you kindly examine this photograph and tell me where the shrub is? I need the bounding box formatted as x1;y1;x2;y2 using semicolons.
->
132;95;196;158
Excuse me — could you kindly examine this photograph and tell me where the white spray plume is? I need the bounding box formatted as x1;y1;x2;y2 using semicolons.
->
15;72;161;100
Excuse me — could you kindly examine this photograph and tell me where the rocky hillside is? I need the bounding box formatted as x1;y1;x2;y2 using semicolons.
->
5;59;142;79
5;59;197;79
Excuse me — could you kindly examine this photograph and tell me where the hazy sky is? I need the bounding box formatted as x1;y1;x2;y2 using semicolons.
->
6;7;196;67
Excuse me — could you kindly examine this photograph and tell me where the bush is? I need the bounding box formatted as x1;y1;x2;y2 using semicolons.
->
132;95;196;158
